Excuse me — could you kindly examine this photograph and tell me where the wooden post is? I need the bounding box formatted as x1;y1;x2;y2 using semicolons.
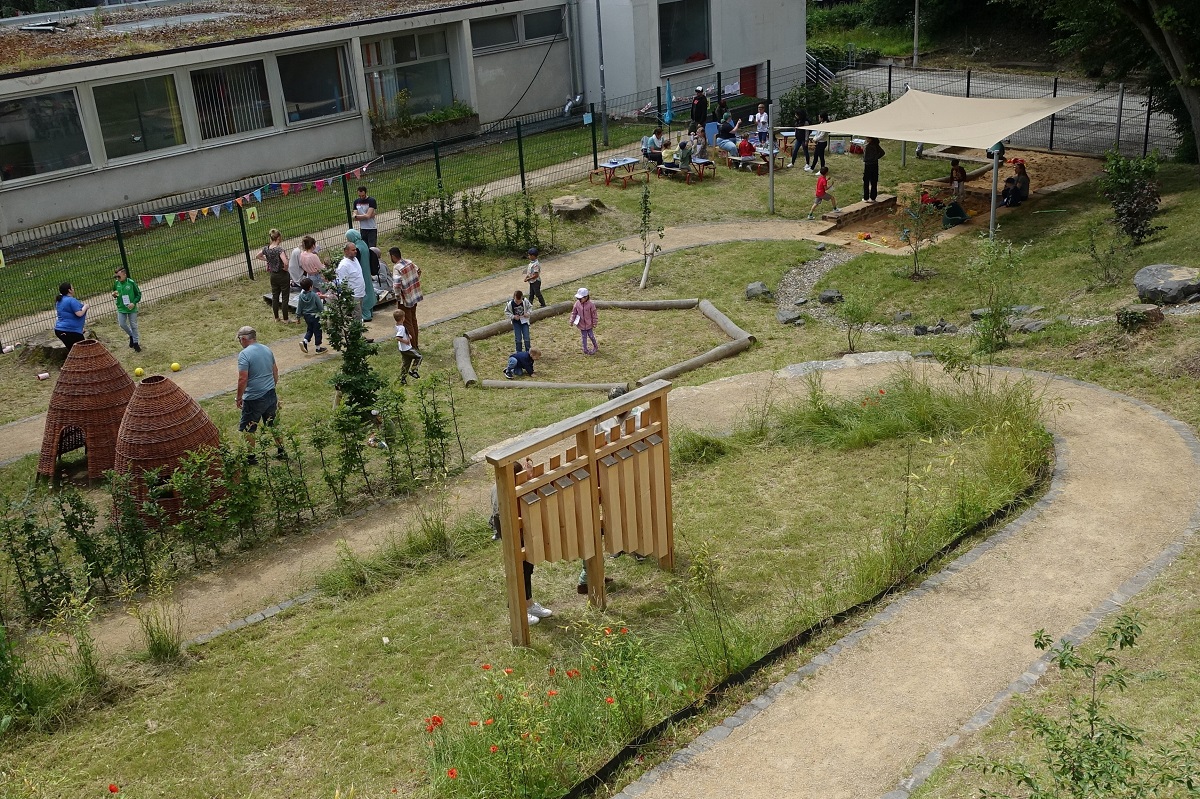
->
493;462;530;646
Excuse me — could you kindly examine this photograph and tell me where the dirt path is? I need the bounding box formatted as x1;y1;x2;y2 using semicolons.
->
619;359;1200;799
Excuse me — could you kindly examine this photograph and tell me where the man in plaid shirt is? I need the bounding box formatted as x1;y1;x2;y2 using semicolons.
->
389;247;423;350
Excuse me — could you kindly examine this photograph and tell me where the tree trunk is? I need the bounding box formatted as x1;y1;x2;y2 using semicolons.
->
639;253;653;290
1121;0;1200;158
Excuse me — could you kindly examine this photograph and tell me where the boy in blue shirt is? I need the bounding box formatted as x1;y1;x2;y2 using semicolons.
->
504;348;540;379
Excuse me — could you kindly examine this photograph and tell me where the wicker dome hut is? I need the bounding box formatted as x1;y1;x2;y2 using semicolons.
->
38;339;136;484
114;374;222;517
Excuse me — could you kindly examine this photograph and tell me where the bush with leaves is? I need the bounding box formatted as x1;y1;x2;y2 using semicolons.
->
838;296;874;353
779;81;887;126
893;191;945;279
1;490;75;619
322;280;384;412
966;237;1025;356
971;612;1200;798
1098;150;1165;245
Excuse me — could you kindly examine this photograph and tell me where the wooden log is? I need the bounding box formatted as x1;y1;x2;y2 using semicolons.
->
636;337;753;386
462;302;574;341
480;380;628;391
592;299;699;311
698;300;755;343
452;337;478;387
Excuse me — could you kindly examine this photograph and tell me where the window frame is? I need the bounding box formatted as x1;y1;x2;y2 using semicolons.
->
188;58;276;142
274;43;358;126
362;27;457;117
91;72;189;163
0;87;93;184
471;6;566;53
657;0;712;73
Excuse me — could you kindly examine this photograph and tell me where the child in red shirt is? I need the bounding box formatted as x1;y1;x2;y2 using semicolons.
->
807;167;839;219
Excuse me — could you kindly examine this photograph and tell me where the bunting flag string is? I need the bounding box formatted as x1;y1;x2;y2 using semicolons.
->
132;157;382;231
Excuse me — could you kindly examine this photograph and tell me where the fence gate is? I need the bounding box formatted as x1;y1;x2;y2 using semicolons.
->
486;380;675;646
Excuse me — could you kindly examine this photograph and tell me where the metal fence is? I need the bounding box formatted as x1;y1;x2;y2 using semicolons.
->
0;56;1181;345
821;61;1178;159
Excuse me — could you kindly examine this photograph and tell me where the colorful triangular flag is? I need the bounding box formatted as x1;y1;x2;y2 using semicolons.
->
165;214;175;227
154;214;164;223
188;210;199;223
140;215;153;229
281;183;290;196
314;179;325;192
253;189;262;202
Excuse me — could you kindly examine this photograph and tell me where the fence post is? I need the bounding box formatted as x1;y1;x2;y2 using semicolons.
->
236;196;254;279
112;217;130;276
517;121;527;192
433;140;443;189
656;86;662;123
1143;86;1153;157
766;58;771;102
965;69;971;98
340;171;353;229
1115;82;1126;151
887;64;893;102
590;102;599;168
1048;77;1058;151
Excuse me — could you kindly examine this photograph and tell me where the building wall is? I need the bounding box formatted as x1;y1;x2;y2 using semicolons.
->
473;39;573;120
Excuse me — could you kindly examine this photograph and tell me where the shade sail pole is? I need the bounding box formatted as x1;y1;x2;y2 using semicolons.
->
988;148;1000;240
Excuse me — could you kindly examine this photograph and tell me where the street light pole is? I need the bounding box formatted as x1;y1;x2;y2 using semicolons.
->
912;0;920;67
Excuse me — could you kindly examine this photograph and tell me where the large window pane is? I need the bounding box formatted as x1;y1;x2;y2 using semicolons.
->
191;61;273;140
658;0;710;69
278;47;355;123
368;59;454;117
524;9;563;40
94;76;185;159
418;31;448;57
0;91;89;180
393;34;418;63
471;16;517;49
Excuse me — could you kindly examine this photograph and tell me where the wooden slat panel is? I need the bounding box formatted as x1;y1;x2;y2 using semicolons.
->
539;483;562;562
521;492;546;565
555;475;578;561
647;434;670;559
571;469;595;559
616;448;639;554
631;440;654;556
599;454;623;554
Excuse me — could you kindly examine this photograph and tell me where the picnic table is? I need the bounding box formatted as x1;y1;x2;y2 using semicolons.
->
590;156;641;186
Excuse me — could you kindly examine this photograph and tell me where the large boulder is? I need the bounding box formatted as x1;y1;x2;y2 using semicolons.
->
818;289;844;304
1133;264;1200;305
746;281;773;300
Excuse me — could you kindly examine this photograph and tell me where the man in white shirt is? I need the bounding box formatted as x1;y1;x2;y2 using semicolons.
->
335;242;367;322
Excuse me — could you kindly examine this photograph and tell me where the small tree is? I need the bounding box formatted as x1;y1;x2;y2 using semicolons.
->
971;612;1200;798
966;236;1025;356
838;296;873;353
622;183;663;289
893;191;944;279
1098;150;1165;245
1084;221;1132;288
321;279;383;411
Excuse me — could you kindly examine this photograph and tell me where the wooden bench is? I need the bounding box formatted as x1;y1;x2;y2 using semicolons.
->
656;163;694;184
614;169;652;188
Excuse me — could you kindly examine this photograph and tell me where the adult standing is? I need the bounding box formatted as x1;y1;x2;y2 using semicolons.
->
389;247;423;350
788;107;810;169
345;229;375;321
353;186;378;249
53;282;88;354
335;241;367;322
689;87;708;128
810;113;830;171
296;236;325;286
235;325;285;462
111;265;142;352
524;247;546;308
862;137;885;202
257;228;293;324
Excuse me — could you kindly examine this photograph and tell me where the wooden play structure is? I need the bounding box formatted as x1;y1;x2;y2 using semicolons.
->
486;380;675;646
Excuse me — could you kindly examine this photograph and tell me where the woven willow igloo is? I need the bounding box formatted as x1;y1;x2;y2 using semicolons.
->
114;374;222;517
38;339;136;483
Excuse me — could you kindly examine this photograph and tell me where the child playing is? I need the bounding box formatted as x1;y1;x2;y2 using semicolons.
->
504;348;540;379
524;247;545;307
807;167;839;219
393;308;423;384
736;132;757;168
754;102;770;144
571;287;598;355
489;460;553;625
505;290;533;352
296;278;326;354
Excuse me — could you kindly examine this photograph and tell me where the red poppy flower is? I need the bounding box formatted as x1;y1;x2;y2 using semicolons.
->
879;389;886;395
521;732;530;740
484;718;494;725
490;745;499;753
503;668;513;675
430;715;444;727
426;725;435;733
481;663;492;670
108;786;119;794
606;696;615;704
469;720;479;727
603;627;612;635
547;690;558;696
447;768;458;779
549;667;556;676
566;669;580;679
496;693;504;701
620;628;628;634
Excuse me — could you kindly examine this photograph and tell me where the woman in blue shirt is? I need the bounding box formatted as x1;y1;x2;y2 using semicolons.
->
54;282;88;353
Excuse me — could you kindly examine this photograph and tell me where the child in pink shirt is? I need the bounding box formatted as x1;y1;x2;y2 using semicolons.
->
807;167;840;219
571;287;599;355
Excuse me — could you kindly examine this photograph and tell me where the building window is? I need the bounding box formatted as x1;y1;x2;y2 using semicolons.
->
94;76;185;159
190;61;273;140
363;30;455;119
277;46;356;123
658;0;711;69
470;16;518;49
523;9;563;40
0;90;90;181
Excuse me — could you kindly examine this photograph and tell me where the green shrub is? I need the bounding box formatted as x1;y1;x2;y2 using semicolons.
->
1098;149;1165;245
671;429;731;469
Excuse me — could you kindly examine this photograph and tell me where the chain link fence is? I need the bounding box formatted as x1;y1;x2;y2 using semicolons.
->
0;57;1181;346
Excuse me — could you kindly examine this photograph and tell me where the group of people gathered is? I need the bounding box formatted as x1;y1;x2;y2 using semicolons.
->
501;247;600;379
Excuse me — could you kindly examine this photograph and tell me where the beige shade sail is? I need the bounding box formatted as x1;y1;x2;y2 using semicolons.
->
802;89;1088;150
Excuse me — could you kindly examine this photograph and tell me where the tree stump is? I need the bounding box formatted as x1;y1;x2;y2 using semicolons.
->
545;196;604;221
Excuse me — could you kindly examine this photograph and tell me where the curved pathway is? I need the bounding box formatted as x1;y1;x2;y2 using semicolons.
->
623;357;1200;799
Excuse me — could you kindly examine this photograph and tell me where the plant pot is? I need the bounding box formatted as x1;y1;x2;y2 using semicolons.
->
372;114;480;154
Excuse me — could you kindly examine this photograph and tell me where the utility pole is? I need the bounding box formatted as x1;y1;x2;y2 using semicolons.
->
912;0;920;67
596;0;609;146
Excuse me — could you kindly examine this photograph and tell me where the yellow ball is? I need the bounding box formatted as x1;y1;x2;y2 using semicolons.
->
170;362;181;372
133;367;144;377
